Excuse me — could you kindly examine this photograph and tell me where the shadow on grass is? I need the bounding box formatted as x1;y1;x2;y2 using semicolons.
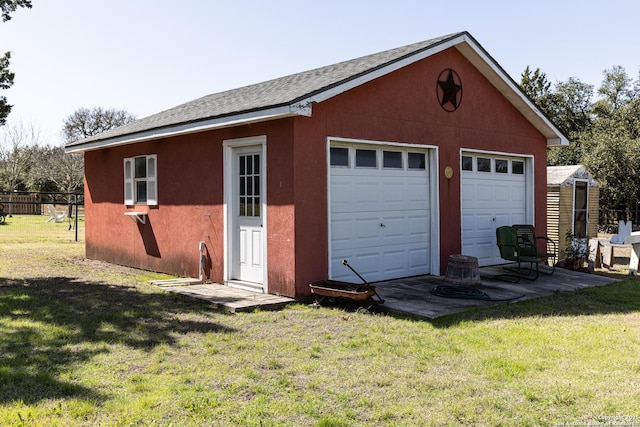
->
0;277;236;404
430;279;640;328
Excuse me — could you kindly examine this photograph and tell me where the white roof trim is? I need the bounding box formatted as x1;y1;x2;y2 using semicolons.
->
292;37;458;108
293;33;567;147
66;106;296;153
453;34;569;147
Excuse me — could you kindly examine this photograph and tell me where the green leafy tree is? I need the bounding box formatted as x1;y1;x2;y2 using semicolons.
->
522;65;640;222
593;65;634;116
0;52;13;125
621;97;640;139
520;68;594;166
520;66;555;114
583;67;640;220
582;134;636;211
547;78;594;139
0;0;31;22
0;0;32;125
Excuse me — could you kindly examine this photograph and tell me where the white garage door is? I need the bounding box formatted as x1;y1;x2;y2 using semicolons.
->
329;144;431;282
461;153;531;266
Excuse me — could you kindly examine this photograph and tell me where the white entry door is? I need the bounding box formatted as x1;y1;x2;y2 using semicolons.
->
228;144;266;291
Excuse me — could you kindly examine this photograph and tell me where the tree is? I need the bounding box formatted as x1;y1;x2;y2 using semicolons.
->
522;65;640;222
548;77;594;138
0;52;13;125
30;145;84;195
520;68;594;166
520;66;553;112
522;74;594;166
0;121;40;215
0;0;31;22
43;107;137;197
594;65;634;115
63;107;136;143
0;0;32;125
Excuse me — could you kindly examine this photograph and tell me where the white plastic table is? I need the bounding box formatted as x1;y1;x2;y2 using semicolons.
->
623;232;640;275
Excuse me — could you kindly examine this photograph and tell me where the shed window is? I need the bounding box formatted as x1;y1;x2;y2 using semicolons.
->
124;154;157;205
573;181;588;237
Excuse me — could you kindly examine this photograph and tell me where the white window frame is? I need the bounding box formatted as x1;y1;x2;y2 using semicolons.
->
124;154;157;206
572;179;589;237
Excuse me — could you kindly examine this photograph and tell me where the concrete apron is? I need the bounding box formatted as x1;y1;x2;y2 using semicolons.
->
373;264;619;319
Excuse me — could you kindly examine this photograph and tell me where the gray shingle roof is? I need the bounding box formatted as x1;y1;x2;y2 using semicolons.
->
66;32;463;148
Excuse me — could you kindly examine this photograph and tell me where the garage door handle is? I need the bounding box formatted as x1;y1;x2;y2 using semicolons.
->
380;223;386;228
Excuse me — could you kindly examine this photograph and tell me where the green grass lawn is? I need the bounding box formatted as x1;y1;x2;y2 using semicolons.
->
1;217;639;426
0;214;83;244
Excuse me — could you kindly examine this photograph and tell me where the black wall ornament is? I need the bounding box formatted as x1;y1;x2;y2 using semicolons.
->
436;69;463;112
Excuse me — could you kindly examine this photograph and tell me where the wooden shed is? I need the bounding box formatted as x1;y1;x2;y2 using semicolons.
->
547;165;599;257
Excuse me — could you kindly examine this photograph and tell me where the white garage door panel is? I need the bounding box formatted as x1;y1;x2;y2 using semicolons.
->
461;154;530;267
331;210;429;250
331;241;431;282
330;146;431;282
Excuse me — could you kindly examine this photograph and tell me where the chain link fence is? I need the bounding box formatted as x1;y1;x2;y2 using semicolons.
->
0;192;84;242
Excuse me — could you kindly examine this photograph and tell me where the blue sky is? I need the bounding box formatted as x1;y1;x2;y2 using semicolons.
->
1;0;639;143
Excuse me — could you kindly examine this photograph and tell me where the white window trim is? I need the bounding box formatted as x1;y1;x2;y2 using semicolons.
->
572;179;589;236
124;154;157;206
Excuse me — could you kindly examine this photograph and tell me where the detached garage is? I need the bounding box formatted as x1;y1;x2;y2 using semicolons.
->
66;31;568;298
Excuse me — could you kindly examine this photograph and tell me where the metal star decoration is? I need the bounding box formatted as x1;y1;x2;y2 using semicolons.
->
437;69;463;112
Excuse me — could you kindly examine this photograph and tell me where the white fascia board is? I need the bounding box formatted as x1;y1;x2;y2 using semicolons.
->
291;37;462;109
292;34;568;147
65;105;296;153
454;34;569;147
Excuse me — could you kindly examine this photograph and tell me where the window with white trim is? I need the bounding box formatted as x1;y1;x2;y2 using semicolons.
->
124;155;157;205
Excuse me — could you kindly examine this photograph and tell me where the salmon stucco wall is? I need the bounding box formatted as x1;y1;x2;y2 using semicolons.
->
84;132;224;280
84;120;299;295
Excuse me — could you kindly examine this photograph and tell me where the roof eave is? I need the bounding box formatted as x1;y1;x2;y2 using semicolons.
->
65;105;301;153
